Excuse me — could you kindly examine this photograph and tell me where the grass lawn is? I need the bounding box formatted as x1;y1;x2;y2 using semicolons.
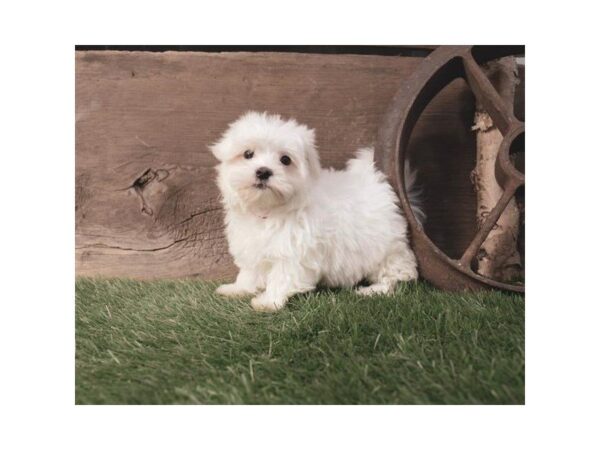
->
75;278;524;404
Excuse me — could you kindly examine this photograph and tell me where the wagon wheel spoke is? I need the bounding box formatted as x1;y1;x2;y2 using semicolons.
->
459;181;520;268
462;53;518;135
378;45;525;292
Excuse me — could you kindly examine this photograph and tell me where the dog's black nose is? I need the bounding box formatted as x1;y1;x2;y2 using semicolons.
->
256;167;273;181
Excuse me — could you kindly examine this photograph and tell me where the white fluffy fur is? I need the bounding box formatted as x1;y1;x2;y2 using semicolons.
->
211;111;419;312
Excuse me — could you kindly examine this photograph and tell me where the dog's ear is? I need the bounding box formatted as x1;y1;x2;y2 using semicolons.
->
209;142;222;161
209;137;229;162
302;127;321;178
210;112;257;161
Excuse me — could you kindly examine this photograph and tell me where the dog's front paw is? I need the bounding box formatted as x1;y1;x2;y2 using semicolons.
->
251;293;284;313
216;283;251;297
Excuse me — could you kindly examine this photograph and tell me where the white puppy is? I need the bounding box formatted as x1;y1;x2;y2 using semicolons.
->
210;111;420;312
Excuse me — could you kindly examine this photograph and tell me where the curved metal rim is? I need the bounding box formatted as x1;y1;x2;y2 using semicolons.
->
376;45;525;293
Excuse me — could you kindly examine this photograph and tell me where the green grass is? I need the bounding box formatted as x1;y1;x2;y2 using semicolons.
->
76;278;524;404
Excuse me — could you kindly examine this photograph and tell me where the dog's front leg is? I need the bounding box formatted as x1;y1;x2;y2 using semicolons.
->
216;267;263;297
251;262;317;312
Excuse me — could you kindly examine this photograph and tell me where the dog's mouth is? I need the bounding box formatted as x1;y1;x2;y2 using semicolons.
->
245;181;287;204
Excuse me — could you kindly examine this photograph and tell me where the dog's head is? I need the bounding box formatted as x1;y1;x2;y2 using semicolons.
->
210;111;321;214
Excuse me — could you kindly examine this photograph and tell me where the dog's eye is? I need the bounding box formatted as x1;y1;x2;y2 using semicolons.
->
280;155;291;166
243;150;254;159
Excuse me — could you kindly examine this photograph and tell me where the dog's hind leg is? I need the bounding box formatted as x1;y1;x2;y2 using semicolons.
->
356;241;418;296
356;282;393;296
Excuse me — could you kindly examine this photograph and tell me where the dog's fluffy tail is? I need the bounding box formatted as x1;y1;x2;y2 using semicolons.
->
354;147;375;163
348;147;426;225
346;147;376;171
345;147;380;178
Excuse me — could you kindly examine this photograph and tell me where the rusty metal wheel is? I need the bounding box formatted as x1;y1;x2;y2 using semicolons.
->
375;45;525;293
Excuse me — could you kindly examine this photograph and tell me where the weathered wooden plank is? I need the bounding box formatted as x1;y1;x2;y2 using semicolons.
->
75;50;478;280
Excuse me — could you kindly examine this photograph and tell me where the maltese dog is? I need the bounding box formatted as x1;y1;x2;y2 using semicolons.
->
210;111;421;312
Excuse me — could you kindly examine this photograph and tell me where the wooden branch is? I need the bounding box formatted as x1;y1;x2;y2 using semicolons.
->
471;57;523;281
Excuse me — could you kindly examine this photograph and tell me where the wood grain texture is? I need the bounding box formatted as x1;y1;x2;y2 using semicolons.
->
76;50;479;280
